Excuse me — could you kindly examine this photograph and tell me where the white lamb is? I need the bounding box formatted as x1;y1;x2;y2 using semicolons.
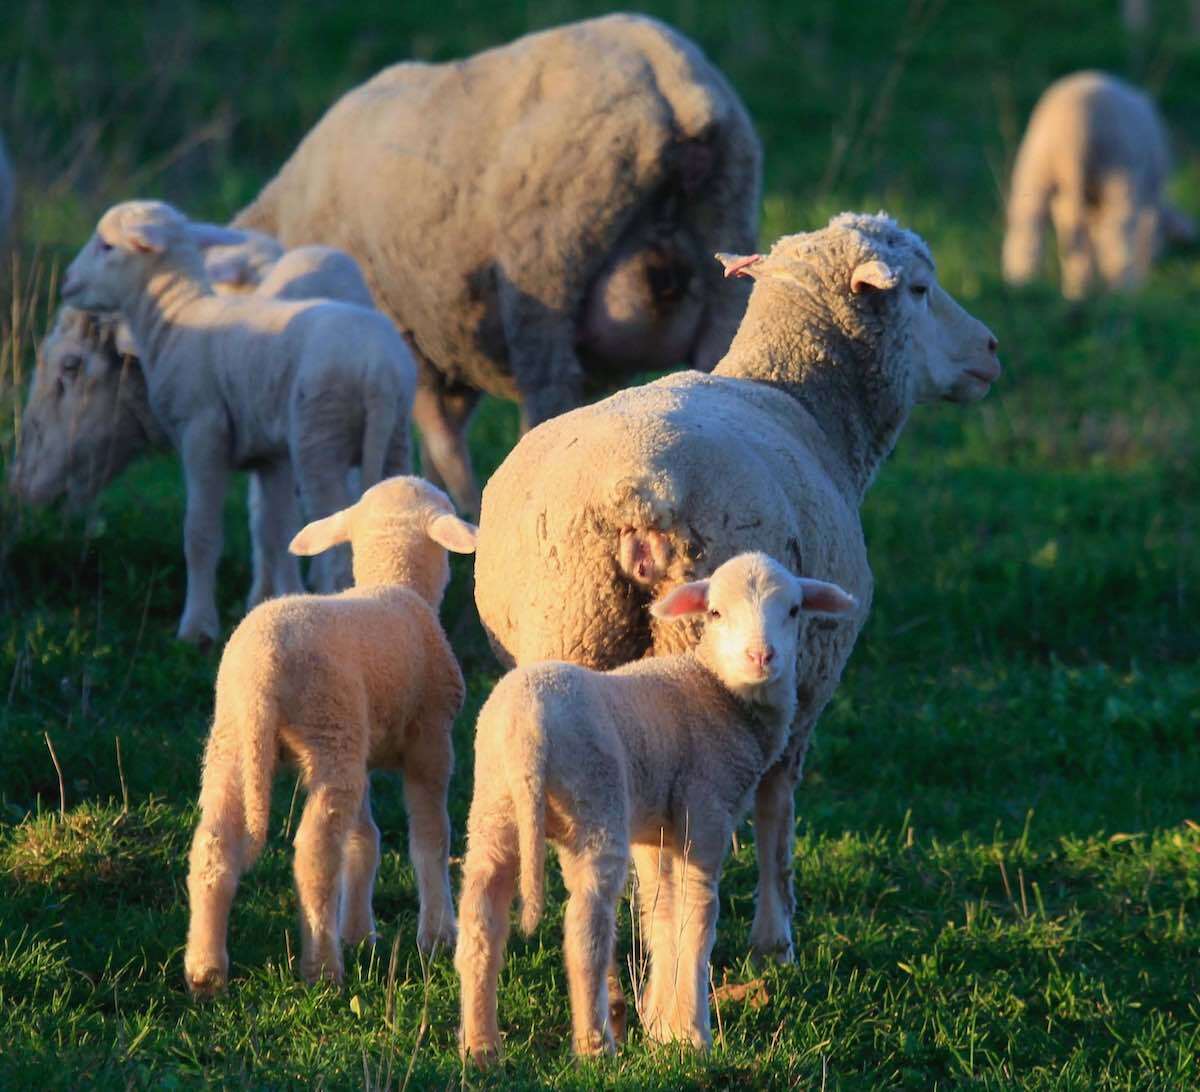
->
456;552;857;1061
1003;71;1194;299
185;476;477;997
60;200;417;644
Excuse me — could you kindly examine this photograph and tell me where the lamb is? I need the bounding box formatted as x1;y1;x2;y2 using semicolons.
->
457;553;857;1060
233;13;762;514
473;213;1001;975
1002;71;1194;299
184;475;477;997
59;201;417;644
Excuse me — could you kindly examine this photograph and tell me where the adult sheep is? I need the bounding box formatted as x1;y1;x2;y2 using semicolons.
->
1003;71;1194;299
474;212;1002;964
233;13;762;514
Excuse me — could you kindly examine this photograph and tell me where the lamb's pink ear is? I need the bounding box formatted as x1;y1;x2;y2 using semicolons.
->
427;513;478;554
850;259;899;294
796;577;858;615
715;252;763;279
124;221;170;255
289;510;350;556
650;579;711;619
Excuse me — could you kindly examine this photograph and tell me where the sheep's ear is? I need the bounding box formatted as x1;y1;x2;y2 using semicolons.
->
188;223;251;249
427;513;478;554
850;259;899;294
289;510;351;556
124;222;170;255
715;252;763;279
650;579;711;619
796;577;858;616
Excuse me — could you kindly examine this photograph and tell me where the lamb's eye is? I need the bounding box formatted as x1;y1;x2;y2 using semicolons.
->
910;284;929;298
708;608;721;620
61;354;82;373
788;604;800;618
97;238;112;253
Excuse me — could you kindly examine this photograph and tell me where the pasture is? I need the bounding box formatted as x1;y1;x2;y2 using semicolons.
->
1;1;1198;1086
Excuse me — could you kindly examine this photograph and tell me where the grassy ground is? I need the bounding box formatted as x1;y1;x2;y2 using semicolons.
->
2;1;1200;1087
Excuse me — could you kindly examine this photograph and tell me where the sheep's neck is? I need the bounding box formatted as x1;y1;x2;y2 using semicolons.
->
691;650;797;768
124;267;209;376
352;552;446;610
715;305;910;501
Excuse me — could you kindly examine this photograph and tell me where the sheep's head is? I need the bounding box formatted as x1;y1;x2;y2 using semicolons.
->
651;552;856;702
61;200;195;312
8;306;151;510
720;212;1001;407
289;475;478;606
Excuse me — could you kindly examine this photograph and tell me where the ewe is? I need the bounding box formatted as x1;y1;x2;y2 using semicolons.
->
234;13;762;514
475;213;1001;972
457;553;856;1060
185;476;476;997
60;201;416;643
1003;71;1194;299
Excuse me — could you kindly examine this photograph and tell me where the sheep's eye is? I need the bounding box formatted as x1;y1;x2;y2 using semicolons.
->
61;354;82;373
910;284;929;297
97;238;113;253
788;604;800;618
708;608;721;620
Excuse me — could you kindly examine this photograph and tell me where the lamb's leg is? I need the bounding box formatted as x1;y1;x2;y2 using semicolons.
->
631;840;678;1042
1050;189;1095;300
339;784;380;947
558;841;629;1057
401;729;457;954
455;816;518;1065
184;733;248;997
671;849;723;1050
410;350;481;517
291;453;353;594
177;423;231;646
293;780;362;985
246;461;303;609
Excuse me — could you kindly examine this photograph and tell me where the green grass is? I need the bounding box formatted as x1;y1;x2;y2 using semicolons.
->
2;0;1200;1087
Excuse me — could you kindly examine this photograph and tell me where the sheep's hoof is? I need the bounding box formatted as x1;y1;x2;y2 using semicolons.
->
185;964;227;999
459;1037;501;1068
749;937;795;966
417;920;457;958
177;618;219;651
572;1030;616;1058
301;958;344;987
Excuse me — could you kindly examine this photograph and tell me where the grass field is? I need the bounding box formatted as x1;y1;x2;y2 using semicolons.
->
2;1;1200;1087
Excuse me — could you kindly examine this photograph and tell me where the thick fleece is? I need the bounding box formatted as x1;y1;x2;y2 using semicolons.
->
184;476;477;996
234;13;761;513
457;554;856;1061
60;201;417;643
1003;70;1194;299
474;213;1001;964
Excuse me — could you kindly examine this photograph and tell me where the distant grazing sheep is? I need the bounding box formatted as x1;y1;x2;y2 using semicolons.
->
185;476;477;996
474;213;1001;972
457;553;856;1061
1003;71;1194;299
59;201;416;644
234;13;762;514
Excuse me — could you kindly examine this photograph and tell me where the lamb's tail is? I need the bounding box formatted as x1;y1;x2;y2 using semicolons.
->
506;698;548;935
236;695;279;861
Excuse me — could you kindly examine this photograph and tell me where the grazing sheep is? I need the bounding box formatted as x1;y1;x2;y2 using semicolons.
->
185;475;477;997
234;13;762;514
457;553;857;1061
59;201;417;643
474;213;1001;970
1003;71;1194;299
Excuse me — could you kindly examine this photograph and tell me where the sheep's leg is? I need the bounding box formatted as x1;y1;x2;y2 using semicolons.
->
184;734;247;997
631;840;679;1042
1050;189;1095;300
401;729;457;954
671;849;723;1050
455;815;518;1065
177;423;231;646
411;353;481;517
338;784;380;947
291;456;353;594
246;461;303;609
293;780;363;985
558;841;629;1057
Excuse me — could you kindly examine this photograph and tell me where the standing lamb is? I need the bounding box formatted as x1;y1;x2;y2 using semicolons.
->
59;201;417;644
473;213;1001;970
185;476;477;997
1002;71;1194;299
233;13;762;514
457;553;857;1061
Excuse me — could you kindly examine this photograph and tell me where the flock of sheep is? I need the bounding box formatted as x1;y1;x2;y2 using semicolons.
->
3;12;1191;1064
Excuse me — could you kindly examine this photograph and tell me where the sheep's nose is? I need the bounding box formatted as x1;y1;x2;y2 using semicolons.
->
747;645;776;671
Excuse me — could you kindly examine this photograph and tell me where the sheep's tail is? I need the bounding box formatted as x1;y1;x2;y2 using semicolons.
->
359;389;399;491
236;695;279;861
507;698;548;935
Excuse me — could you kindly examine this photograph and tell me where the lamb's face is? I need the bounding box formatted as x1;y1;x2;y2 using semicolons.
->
894;258;1002;405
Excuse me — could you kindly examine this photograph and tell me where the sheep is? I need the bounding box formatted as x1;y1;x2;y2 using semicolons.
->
1002;71;1194;299
456;552;857;1061
184;475;477;997
473;213;1001;975
233;13;762;515
59;201;417;644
